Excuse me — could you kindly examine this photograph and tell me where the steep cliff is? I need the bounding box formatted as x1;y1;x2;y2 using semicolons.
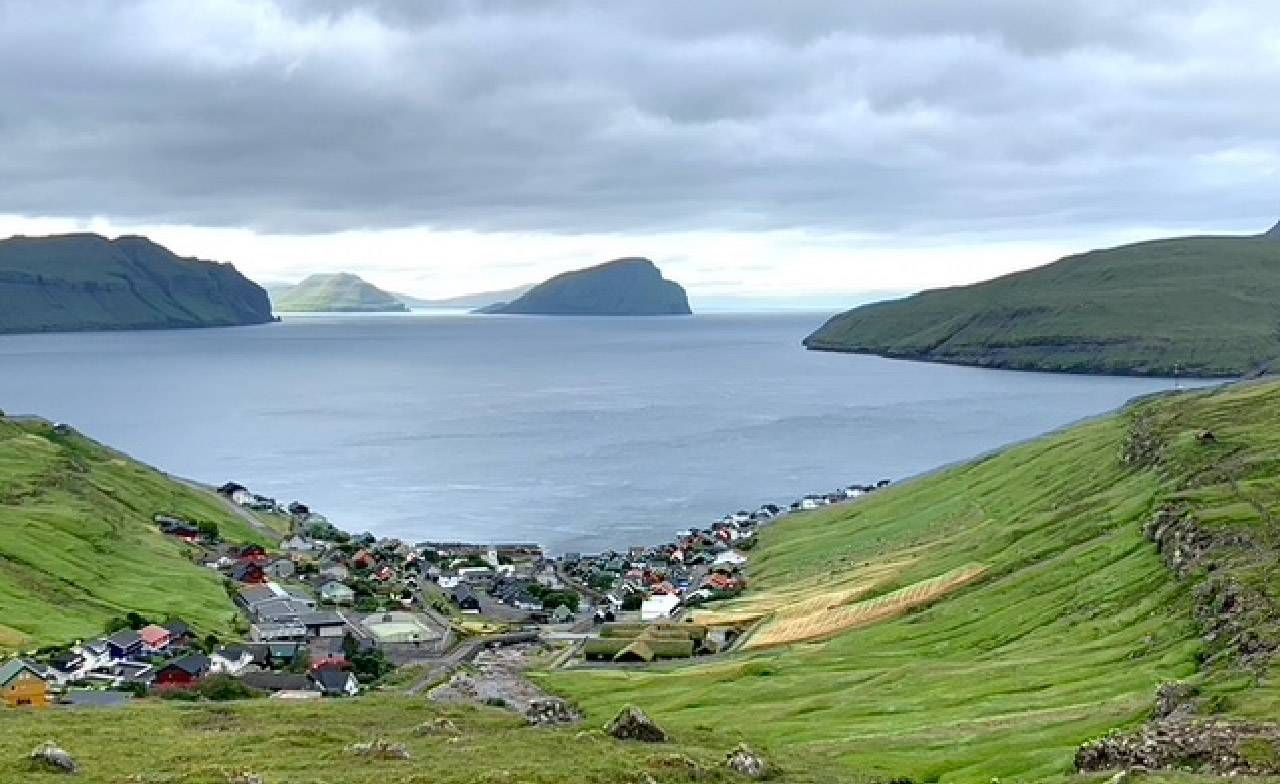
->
0;233;273;333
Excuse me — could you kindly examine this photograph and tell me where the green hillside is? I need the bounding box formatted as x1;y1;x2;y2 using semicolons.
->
0;417;273;651
541;379;1280;781
0;233;273;334
10;383;1280;781
273;272;409;312
805;233;1280;377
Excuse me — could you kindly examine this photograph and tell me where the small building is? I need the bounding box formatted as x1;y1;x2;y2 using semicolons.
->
210;646;255;676
239;671;314;693
300;612;347;639
250;622;308;643
0;660;51;709
312;668;360;697
164;619;196;645
712;551;747;568
138;624;173;652
640;594;681;621
264;558;297;580
154;654;211;688
105;629;144;660
451;585;482;613
550;605;575;624
320;581;356;605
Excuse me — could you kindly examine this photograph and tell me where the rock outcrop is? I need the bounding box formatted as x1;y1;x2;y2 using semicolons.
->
1076;718;1280;776
726;743;769;779
0;233;273;334
482;258;692;316
605;705;670;743
29;741;77;774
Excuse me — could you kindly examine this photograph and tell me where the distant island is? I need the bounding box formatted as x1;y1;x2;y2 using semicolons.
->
481;257;692;316
0;233;273;334
804;222;1280;377
395;284;532;310
273;273;409;313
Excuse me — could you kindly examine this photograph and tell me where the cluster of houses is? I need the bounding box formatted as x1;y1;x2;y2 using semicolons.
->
560;480;891;650
0;609;364;710
3;475;899;711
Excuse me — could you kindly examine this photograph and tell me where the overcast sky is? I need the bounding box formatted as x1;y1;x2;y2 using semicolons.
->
2;0;1278;302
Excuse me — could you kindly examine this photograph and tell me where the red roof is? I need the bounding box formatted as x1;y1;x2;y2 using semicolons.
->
139;624;172;647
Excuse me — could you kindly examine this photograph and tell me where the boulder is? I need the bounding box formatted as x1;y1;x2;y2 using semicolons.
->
606;705;669;743
726;743;769;779
525;697;582;726
30;741;78;774
228;773;265;784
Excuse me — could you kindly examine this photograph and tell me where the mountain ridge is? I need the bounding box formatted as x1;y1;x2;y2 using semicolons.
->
0;233;273;334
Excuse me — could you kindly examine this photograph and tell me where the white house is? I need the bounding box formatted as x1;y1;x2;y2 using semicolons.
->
713;551;748;568
640;594;681;621
210;646;255;676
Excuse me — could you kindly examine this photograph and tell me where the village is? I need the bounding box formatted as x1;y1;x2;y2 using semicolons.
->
1;477;889;715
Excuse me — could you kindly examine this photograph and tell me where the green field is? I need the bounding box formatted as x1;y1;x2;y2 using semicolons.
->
7;382;1280;782
804;234;1280;376
0;417;272;650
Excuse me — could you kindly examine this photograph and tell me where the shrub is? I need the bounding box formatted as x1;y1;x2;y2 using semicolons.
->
198;674;260;701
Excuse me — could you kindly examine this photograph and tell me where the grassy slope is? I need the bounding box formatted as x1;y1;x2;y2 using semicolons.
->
9;384;1280;782
0;418;272;650
273;273;408;312
804;236;1280;377
541;380;1280;782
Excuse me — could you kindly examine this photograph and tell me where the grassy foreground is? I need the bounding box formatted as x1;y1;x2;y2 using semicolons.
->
0;417;272;650
804;234;1280;376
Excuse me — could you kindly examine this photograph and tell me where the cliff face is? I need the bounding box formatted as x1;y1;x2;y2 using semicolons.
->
0;233;273;334
485;258;692;316
272;272;408;312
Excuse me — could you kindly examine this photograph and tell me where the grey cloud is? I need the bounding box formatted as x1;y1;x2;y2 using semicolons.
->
0;0;1277;238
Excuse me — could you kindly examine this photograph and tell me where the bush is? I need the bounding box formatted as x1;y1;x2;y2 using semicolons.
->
621;593;644;611
198;674;260;701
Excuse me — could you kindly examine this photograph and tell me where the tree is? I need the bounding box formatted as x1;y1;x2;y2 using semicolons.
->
197;520;220;541
540;590;580;613
622;592;643;611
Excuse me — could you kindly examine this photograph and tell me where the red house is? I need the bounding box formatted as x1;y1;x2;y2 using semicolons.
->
154;654;210;687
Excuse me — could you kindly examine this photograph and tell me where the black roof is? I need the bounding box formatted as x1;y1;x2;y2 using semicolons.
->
164;619;193;638
312;668;354;693
160;654;210;676
106;629;142;649
239;671;312;691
